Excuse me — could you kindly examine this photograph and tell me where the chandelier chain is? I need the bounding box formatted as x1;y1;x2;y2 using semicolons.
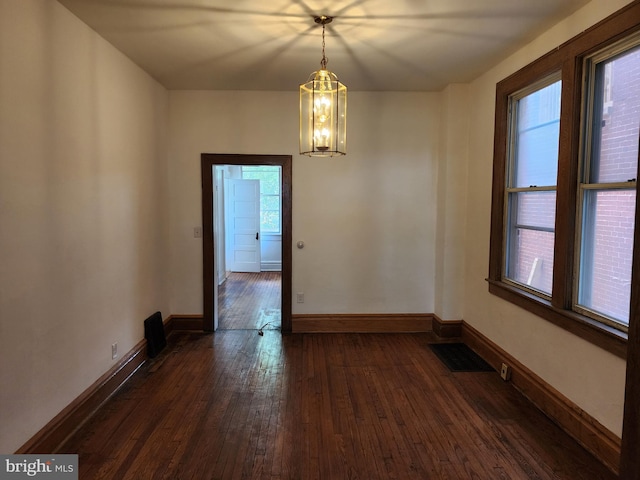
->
320;23;328;69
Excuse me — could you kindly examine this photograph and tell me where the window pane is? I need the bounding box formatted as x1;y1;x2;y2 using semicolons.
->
506;191;556;295
242;165;279;173
261;195;280;212
578;189;635;325
514;191;556;229
242;171;280;194
261;176;280;195
589;46;640;183
514;80;561;188
507;228;555;295
261;211;280;233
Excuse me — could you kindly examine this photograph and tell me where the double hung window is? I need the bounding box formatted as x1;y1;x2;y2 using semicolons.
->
576;39;640;329
505;76;561;296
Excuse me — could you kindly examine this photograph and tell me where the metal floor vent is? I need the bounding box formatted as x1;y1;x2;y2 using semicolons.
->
144;311;166;358
429;343;494;372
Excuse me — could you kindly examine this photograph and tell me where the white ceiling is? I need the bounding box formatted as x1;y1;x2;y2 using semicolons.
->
57;0;590;91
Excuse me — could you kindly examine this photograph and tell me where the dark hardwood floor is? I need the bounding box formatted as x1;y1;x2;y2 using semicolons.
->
60;331;615;479
219;272;281;331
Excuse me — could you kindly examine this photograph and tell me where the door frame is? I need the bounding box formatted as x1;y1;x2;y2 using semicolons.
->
201;153;292;333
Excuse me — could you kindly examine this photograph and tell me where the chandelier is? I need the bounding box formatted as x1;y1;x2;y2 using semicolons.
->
299;16;347;157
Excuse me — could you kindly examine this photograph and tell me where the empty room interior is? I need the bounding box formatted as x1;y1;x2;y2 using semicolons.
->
2;0;640;478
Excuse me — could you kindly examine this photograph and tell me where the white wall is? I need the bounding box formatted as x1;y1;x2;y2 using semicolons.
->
260;234;282;271
463;0;634;437
0;0;170;452
435;84;469;321
168;90;440;315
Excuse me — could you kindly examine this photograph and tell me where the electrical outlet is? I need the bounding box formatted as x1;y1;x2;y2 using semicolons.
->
112;343;118;360
296;292;304;303
500;363;511;381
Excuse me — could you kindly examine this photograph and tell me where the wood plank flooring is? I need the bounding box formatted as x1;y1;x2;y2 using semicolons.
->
219;272;281;331
60;332;615;479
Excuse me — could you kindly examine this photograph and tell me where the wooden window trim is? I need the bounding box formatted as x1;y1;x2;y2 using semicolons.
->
489;0;640;360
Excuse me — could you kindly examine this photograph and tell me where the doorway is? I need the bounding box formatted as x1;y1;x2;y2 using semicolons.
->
218;166;281;330
201;154;292;333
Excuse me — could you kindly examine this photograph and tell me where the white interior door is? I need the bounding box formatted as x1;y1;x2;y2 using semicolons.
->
212;166;227;331
214;167;226;285
227;178;261;273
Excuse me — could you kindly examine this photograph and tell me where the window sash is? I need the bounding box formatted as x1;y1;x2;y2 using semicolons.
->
575;186;635;330
504;190;557;297
580;33;640;187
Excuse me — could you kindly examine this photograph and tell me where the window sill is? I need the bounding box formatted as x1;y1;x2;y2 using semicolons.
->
487;279;627;359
